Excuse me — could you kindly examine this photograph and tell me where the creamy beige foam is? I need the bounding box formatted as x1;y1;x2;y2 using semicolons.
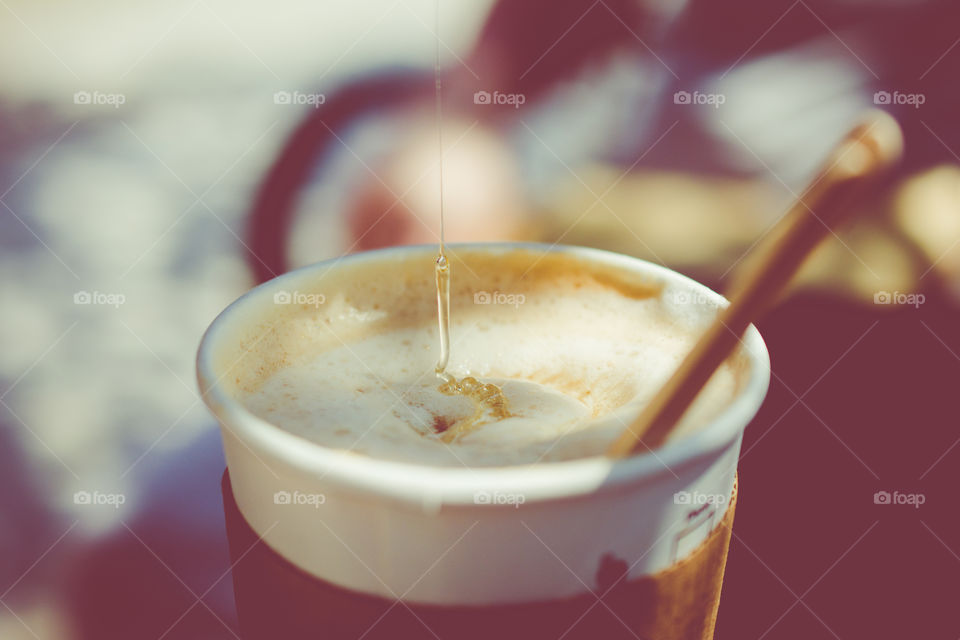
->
226;248;747;467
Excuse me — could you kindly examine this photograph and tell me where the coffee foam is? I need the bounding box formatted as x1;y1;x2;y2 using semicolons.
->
221;247;747;467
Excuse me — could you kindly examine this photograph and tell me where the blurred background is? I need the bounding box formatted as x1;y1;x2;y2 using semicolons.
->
1;0;959;638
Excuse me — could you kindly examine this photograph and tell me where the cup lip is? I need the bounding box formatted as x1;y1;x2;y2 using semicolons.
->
197;242;770;506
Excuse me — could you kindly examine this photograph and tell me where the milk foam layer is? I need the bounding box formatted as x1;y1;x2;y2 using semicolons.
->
232;248;746;466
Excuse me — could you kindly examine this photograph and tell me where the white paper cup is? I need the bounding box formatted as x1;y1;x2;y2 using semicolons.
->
197;243;769;606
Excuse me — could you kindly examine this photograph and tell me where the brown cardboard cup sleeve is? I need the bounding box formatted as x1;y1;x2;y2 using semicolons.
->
597;475;739;640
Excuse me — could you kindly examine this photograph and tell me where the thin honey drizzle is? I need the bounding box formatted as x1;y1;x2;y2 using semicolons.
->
436;376;513;442
431;1;512;441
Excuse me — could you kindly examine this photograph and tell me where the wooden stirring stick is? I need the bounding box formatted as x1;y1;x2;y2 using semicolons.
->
607;110;904;458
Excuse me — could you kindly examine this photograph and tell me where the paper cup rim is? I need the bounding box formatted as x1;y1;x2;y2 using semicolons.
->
197;242;770;506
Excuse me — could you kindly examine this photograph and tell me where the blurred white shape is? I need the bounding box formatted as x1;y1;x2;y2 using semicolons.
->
704;36;874;189
0;0;501;520
1;108;253;518
0;0;495;107
518;51;671;202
